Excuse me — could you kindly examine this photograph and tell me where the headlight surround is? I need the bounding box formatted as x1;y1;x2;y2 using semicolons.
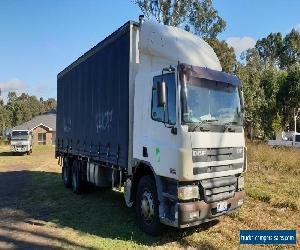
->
178;185;199;200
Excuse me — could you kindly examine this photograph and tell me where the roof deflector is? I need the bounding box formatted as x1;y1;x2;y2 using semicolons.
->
179;63;241;86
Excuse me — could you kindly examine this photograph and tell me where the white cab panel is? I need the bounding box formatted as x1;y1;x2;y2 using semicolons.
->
139;21;222;71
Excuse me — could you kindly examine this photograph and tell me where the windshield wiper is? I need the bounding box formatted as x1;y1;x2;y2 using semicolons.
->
191;119;219;132
191;124;210;132
224;121;238;126
202;119;219;123
224;121;239;132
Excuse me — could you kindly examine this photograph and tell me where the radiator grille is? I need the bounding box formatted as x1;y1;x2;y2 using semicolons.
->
200;176;237;203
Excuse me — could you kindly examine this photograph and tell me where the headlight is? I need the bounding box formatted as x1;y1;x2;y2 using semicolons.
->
178;185;199;200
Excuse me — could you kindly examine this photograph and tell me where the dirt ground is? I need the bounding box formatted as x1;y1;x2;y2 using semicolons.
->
0;144;299;249
0;147;78;249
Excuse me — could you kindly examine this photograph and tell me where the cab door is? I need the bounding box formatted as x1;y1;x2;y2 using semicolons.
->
145;72;180;179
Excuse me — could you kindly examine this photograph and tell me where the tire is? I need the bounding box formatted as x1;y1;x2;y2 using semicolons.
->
62;158;72;188
72;160;83;194
136;175;161;236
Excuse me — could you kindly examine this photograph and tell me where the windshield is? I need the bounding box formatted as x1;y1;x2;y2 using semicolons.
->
11;131;30;140
181;76;242;125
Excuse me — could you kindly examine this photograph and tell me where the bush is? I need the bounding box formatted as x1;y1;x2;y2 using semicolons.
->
0;140;10;146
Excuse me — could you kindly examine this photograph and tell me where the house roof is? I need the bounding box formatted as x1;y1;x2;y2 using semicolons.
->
13;113;56;131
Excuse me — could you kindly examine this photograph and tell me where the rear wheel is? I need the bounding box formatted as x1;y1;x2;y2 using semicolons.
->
62;157;72;188
136;175;161;236
72;160;83;194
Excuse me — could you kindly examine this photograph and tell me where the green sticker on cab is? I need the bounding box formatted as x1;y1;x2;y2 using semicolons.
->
155;147;160;163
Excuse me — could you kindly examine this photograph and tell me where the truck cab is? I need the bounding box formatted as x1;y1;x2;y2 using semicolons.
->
10;130;33;155
132;67;245;232
128;22;246;233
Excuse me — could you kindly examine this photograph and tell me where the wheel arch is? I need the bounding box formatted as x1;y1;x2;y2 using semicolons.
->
130;161;163;204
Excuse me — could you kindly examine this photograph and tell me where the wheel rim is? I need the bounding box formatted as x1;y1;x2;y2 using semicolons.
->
140;189;154;224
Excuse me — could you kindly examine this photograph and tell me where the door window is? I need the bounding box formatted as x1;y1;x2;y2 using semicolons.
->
151;73;176;125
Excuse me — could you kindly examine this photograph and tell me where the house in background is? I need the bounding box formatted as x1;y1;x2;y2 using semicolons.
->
12;110;56;145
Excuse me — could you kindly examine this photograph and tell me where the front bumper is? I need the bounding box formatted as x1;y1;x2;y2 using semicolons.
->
178;191;245;228
11;146;29;152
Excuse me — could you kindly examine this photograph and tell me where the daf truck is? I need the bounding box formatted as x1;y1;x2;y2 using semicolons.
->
56;17;246;235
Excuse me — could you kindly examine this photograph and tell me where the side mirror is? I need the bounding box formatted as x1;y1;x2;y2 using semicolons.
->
157;81;166;107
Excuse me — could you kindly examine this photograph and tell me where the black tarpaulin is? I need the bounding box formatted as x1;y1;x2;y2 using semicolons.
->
56;22;131;168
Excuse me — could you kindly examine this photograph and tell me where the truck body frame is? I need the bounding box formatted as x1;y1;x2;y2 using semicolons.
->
56;20;246;234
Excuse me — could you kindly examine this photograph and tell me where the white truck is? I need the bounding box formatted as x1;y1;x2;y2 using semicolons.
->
56;17;246;235
10;130;33;155
268;132;300;148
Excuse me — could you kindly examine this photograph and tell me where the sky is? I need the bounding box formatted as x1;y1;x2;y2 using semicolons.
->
0;0;299;101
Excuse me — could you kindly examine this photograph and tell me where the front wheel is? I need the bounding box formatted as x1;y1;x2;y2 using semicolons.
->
136;175;161;236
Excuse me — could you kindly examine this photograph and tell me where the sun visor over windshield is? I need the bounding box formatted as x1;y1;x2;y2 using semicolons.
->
179;63;241;86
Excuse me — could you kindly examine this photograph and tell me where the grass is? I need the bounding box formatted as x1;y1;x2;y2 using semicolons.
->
246;143;300;212
0;143;299;249
0;145;56;172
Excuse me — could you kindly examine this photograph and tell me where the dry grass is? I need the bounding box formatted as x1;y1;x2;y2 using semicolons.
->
0;145;57;172
246;143;300;212
0;143;299;249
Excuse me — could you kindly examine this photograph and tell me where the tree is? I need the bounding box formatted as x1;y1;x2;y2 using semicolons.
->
189;0;226;39
134;0;192;26
42;98;57;112
255;29;300;70
135;0;235;71
259;67;281;138
281;29;300;69
0;101;11;136
207;38;236;73
3;91;57;128
277;65;300;130
255;32;283;68
135;0;225;38
237;59;265;140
